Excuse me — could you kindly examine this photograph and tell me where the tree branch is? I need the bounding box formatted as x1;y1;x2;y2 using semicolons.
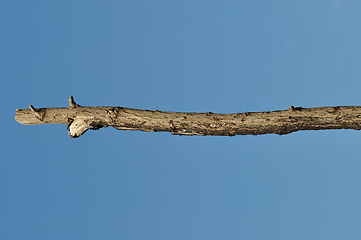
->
14;96;361;138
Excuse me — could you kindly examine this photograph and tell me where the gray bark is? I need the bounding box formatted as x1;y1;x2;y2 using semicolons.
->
14;96;361;138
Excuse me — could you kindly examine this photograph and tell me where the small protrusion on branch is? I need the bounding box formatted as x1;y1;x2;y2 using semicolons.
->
288;106;303;111
29;105;44;121
67;116;107;138
69;95;80;108
68;116;92;138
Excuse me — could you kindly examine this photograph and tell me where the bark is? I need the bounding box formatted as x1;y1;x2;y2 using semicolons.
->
14;96;361;138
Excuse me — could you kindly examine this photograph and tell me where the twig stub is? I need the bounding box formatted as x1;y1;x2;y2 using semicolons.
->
29;105;45;121
69;96;80;108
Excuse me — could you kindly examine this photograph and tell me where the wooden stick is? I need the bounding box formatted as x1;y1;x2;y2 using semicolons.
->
15;96;361;138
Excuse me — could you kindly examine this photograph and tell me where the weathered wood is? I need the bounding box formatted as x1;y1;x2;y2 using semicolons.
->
15;96;361;138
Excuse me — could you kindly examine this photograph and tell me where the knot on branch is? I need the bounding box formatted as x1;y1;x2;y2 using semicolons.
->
68;116;107;138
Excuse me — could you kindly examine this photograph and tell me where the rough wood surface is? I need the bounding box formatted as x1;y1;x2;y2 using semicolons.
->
15;96;361;138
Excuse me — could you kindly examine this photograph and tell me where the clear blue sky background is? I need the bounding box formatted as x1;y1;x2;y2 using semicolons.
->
2;1;361;239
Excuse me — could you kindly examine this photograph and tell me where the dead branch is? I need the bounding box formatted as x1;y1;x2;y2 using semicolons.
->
14;96;361;138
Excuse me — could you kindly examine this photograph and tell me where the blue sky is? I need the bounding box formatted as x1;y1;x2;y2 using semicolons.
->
2;1;361;239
